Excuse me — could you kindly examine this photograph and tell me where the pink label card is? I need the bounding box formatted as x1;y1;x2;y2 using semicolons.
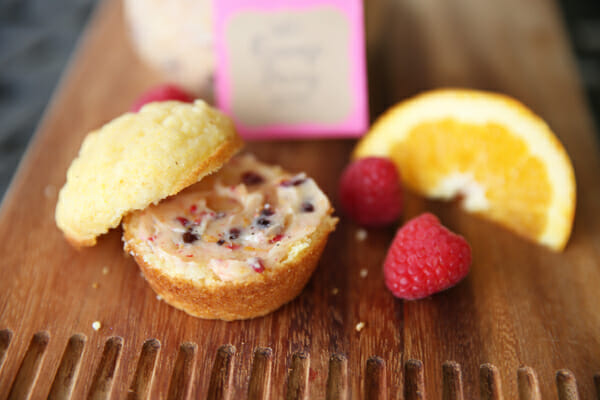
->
214;0;368;139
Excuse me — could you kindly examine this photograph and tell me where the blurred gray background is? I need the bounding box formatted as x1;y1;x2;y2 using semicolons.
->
0;0;97;201
0;0;599;201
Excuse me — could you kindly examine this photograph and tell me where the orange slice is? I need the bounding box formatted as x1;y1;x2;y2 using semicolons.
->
354;89;576;251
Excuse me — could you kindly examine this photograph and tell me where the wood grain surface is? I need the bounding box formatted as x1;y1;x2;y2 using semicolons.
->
1;0;600;398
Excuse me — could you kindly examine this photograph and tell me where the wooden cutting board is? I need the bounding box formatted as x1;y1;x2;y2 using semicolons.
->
1;0;600;398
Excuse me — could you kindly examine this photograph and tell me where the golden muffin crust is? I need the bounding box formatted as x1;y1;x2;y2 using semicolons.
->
55;100;243;246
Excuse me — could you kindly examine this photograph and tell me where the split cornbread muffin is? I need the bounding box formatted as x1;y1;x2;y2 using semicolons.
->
123;154;337;320
55;100;337;320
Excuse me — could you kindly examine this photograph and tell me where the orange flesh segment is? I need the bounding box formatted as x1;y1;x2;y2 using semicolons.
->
393;118;552;238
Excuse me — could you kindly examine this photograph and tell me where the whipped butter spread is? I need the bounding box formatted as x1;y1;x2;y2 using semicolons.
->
128;154;331;282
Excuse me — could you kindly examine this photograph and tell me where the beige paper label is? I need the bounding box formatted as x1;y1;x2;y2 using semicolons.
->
226;7;351;126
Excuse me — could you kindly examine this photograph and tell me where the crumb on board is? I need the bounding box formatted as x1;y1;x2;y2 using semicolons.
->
91;282;99;289
102;266;110;275
331;287;339;295
355;228;367;241
44;184;57;199
156;295;163;301
355;322;366;332
92;321;102;331
360;268;368;278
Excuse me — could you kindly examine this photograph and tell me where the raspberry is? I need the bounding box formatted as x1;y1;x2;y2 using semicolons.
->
383;213;471;300
131;84;194;112
339;157;402;227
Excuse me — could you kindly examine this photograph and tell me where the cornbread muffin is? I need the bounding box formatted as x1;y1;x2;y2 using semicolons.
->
123;154;337;320
56;101;337;319
55;100;242;246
